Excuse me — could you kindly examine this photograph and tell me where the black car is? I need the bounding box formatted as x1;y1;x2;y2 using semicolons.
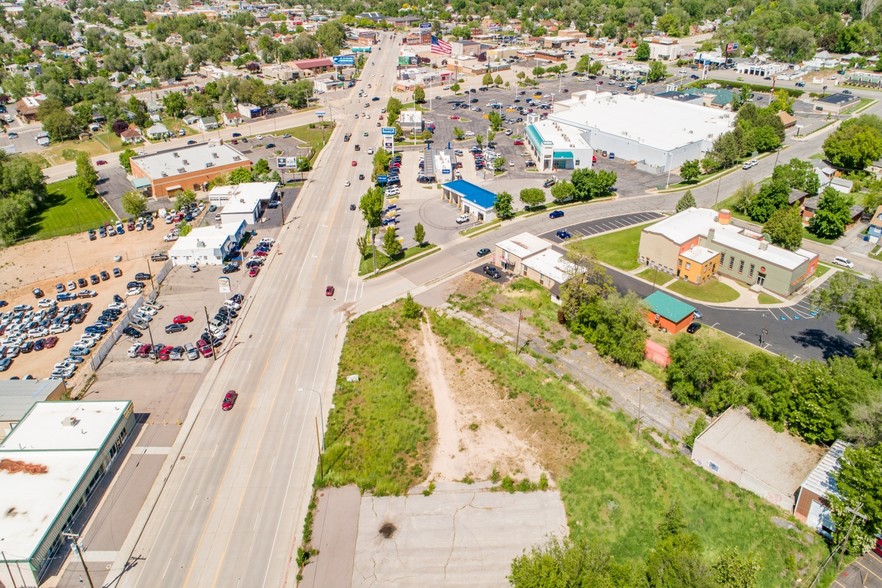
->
222;263;240;274
477;248;491;257
113;294;124;304
100;271;110;281
77;277;88;288
89;274;100;285
230;293;244;304
135;272;151;281
33;288;44;298
165;323;187;334
123;326;142;338
687;322;701;334
113;267;122;277
482;265;501;279
126;281;146;289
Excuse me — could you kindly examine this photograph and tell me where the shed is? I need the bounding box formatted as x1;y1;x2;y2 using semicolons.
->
793;440;849;537
643;291;695;334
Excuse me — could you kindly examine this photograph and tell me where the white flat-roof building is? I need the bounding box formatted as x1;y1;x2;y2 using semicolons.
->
521;248;577;300
169;220;247;266
208;182;278;226
525;118;594;172
495;232;554;274
0;401;136;588
549;90;735;174
130;142;251;197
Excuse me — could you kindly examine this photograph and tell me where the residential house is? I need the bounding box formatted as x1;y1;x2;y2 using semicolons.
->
120;127;144;144
493;232;553;275
801;195;863;228
222;112;243;126
145;123;170;141
867;205;882;240
197;116;219;131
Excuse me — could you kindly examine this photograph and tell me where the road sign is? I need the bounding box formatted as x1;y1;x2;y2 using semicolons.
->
332;55;355;67
218;277;231;294
316;111;326;117
420;22;431;30
377;175;388;183
381;127;396;136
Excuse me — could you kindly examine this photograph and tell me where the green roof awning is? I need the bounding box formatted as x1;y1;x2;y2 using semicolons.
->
552;151;574;159
131;177;151;189
644;291;696;323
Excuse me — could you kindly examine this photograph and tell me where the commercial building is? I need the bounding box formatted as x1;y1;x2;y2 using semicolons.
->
0;379;66;439
525;118;594;171
643;291;696;334
129;142;251;197
441;180;498;222
521;248;576;302
638;208;819;297
168;220;247;266
692;407;824;511
734;61;788;78
867;205;882;240
0;401;136;588
399;110;424;134
494;232;553;275
547;91;734;174
648;36;682;61
208;182;278;226
794;440;849;537
813;92;860;114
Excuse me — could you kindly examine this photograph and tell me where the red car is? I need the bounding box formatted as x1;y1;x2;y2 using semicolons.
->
43;336;58;348
351;160;357;166
173;315;193;324
249;266;260;278
197;339;213;358
158;345;174;361
449;115;460;120
96;160;107;165
513;139;524;146
874;537;882;558
325;285;335;296
253;250;268;257
222;390;238;411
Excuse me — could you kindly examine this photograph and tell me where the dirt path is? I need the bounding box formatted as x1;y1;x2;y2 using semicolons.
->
418;317;549;484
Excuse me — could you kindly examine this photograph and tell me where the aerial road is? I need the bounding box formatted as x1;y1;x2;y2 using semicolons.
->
112;33;402;588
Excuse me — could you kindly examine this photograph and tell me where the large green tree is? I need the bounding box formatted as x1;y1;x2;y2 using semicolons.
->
551;180;576;203
647;60;668;82
163;92;188;118
509;537;639;587
747;178;789;223
0;153;46;244
121;191;147;216
119;148;137;174
676;190;697;212
680;160;701;183
635;42;650;61
808;188;853;239
359;186;384;227
830;444;882;554
571;169;618;201
75;152;98;197
314;21;346;56
519;187;545;210
494;191;515;219
823;115;882;170
383;226;402;258
762;207;803;250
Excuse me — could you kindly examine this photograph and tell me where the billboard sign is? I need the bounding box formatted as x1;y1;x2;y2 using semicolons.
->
316;111;326;118
218;277;231;293
332;55;355;67
420;22;431;30
276;157;287;168
381;126;396;136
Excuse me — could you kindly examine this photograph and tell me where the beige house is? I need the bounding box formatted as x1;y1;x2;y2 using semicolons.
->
495;232;553;275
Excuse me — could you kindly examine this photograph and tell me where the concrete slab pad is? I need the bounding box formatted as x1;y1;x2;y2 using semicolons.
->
351;482;567;587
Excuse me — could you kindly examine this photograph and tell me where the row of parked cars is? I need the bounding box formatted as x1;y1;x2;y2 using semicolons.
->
49;268;124;302
225;237;275;275
89;218;153;240
0;299;78;371
50;297;129;379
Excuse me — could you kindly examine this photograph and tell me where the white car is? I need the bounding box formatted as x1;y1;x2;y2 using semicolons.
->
367;148;374;155
125;288;142;297
189;263;200;272
138;306;158;315
49;324;71;334
75;338;96;348
128;344;140;358
27;327;48;338
224;299;241;310
37;298;56;308
832;256;854;268
742;159;759;170
108;302;127;311
345;180;351;187
464;131;476;137
456;214;470;224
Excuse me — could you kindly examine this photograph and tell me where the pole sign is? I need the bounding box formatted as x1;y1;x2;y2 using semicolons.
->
381;126;396;136
419;22;432;30
218;277;231;294
276;157;288;168
316;111;326;118
332;55;355;67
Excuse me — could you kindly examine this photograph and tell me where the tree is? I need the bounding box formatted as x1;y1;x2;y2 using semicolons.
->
571;291;648;367
494;74;503;86
75;152;98;197
493;157;506;171
178;221;192;237
119;148;137;174
519;187;545;210
229;167;253;185
38;100;81;142
560;250;614;322
772;158;820;195
676;190;697;212
383;226;402;259
401;293;423;320
413;222;425;246
494;191;514;219
452;127;465;140
509;537;638;587
635;41;650;61
356;235;371;259
0;153;47;245
475;134;484;147
359;186;384;227
162;91;187;119
680;160;701;183
747;179;789;223
121;191;147;216
571;169;618;201
176;189;197;210
808;187;853;239
314;21;346;56
551;180;576;203
812;273;882;359
645;504;715;588
647;60;668;82
830;444;882;554
575;54;592;73
450;82;461;93
487;111;503;132
763;207;803;250
589;61;604;75
413;86;425;104
823;115;882;170
482;72;494;86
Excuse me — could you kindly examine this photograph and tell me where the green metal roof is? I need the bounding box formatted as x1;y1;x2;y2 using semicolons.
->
131;177;152;189
644;291;696;323
552;151;574;159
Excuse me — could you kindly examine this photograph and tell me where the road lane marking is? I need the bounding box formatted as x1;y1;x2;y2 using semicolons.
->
162;557;173;580
190;494;199;511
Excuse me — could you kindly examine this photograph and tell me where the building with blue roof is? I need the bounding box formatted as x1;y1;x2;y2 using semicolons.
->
442;180;498;221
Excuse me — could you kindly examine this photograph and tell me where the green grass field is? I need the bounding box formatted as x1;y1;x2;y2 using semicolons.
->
321;304;433;495
667;278;740;303
26;178;116;240
277;123;337;162
358;242;436;275
567;223;653;270
637;267;673;286
758;292;781;304
428;311;830;586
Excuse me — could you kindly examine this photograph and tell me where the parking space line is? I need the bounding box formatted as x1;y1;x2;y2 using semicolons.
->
736;332;745;339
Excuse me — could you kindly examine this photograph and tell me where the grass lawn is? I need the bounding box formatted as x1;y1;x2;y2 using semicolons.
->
567;223;653;271
92;130;125;152
278;122;336;151
712;195;752;222
358;242;436;275
26;178;116;240
41;139;110;166
667;279;740;303
322;303;433;495
802;227;837;245
637;267;673;286
428;311;830;586
758;292;781;304
19;152;50;169
815;263;832;278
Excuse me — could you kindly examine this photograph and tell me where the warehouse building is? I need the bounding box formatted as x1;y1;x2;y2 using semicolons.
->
129;142;251;197
638;208;819;297
0;401;136;588
545;90;734;174
0;379;66;439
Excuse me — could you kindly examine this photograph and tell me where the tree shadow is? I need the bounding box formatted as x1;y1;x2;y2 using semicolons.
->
791;328;856;360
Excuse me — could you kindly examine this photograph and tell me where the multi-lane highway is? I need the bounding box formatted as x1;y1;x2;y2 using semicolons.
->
112;35;401;588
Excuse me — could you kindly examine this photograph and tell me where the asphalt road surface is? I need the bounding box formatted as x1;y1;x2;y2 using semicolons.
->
112;34;402;588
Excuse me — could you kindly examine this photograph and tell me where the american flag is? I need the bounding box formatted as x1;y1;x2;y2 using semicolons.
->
431;35;452;55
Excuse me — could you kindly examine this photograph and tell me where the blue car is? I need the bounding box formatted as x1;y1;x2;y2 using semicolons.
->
56;293;76;302
549;210;565;219
556;230;572;240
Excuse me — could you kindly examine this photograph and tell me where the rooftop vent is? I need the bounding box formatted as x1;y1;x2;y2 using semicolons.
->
61;416;80;427
233;156;241;161
178;168;185;174
161;172;168;177
205;162;214;168
212;152;219;159
182;160;189;165
173;152;180;158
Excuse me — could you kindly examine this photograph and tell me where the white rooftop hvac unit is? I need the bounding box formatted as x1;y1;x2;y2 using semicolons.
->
61;416;80;427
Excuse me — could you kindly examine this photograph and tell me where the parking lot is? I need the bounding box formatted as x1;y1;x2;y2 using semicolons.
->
540;211;664;243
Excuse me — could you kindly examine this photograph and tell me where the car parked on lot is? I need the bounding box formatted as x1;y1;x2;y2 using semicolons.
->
556;230;572;240
483;265;501;279
687;322;702;334
165;323;187;334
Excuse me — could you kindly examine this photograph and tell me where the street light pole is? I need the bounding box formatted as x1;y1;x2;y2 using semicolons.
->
61;533;94;588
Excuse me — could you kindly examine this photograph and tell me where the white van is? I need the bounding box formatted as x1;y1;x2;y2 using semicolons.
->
833;256;854;268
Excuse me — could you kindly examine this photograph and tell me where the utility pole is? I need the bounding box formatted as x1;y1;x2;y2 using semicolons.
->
1;550;17;588
514;310;523;354
61;533;94;588
315;417;323;483
203;306;217;362
146;258;156;292
714;176;723;207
